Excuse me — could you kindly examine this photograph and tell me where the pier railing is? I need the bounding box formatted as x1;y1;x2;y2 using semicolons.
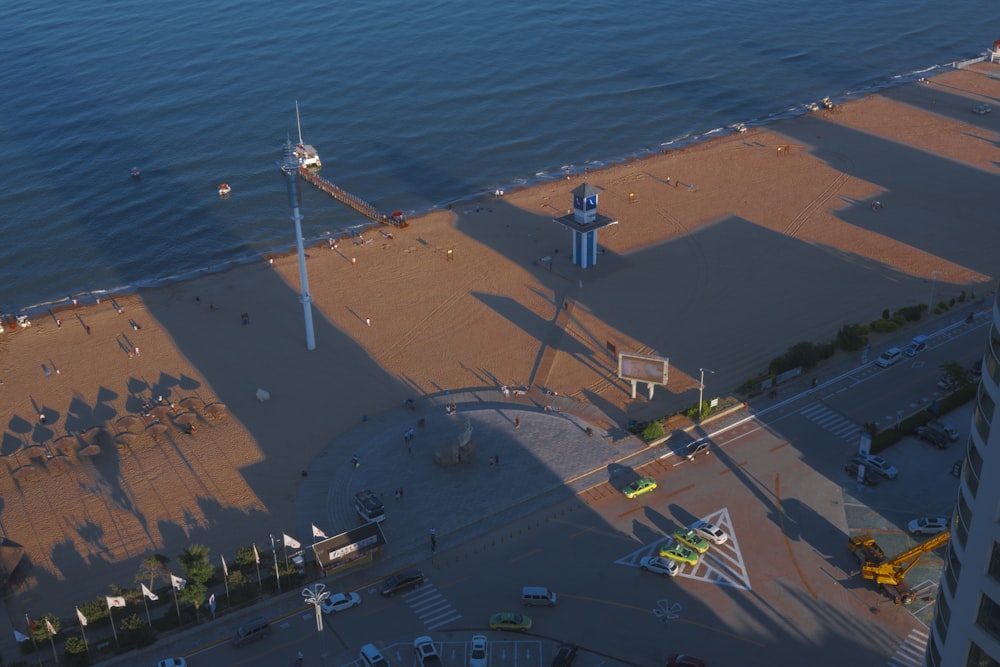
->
297;167;407;228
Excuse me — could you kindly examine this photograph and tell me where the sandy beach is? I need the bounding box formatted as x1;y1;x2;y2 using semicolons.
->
1;63;999;628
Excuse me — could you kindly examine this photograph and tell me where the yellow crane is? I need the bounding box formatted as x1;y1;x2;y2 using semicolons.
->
848;529;950;604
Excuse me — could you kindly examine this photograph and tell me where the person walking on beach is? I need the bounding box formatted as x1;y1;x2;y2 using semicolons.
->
514;417;520;429
352;454;360;469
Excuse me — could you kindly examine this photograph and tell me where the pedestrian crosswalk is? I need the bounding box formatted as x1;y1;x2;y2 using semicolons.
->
888;628;928;667
799;402;862;442
402;581;462;630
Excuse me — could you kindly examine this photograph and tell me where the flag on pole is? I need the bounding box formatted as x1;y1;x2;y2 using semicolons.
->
209;593;216;618
253;544;260;564
26;614;37;632
106;596;127;608
170;574;187;590
141;583;160;601
283;533;301;549
221;554;229;578
76;607;88;626
14;630;29;643
312;524;327;540
45;619;56;635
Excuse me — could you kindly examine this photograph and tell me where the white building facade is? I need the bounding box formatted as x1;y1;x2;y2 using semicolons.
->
927;290;1000;666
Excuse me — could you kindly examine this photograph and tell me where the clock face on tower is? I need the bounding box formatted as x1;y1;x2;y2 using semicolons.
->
574;195;583;209
585;195;597;210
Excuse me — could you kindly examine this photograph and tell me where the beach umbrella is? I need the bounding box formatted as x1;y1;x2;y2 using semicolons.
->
22;446;48;463
12;465;38;482
205;403;227;419
47;456;73;475
149;405;171;420
79;444;101;457
82;426;110;447
116;415;142;432
146;422;168;439
180;397;204;411
52;435;78;456
173;413;198;426
115;432;138;446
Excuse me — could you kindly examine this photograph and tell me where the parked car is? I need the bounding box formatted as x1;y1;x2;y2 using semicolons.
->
875;347;903;368
157;660;187;667
666;654;707;667
622;477;657;499
850;454;898;480
915;425;950;449
937;375;958;391
690;519;728;545
321;591;361;614
640;555;679;577
469;635;489;667
551;643;578;667
414;636;442;667
684;441;710;460
673;529;710;554
930;421;960;441
360;643;389;667
489;612;532;632
909;517;949;536
659;543;699;566
844;461;879;486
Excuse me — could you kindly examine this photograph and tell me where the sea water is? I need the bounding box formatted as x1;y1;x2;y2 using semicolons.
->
1;0;997;313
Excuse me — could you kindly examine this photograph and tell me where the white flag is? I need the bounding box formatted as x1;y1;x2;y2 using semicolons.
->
45;619;56;635
221;555;229;578
141;583;159;601
312;524;327;539
283;533;301;549
170;574;186;590
106;596;126;608
76;607;87;627
253;544;260;565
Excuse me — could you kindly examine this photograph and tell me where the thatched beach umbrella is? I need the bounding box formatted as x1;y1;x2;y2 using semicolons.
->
204;403;227;420
115;432;138;446
47;455;73;475
146;422;168;439
173;412;198;426
82;426;111;447
22;446;48;463
52;435;78;457
12;465;39;482
180;397;204;411
150;405;172;421
79;444;101;457
116;415;143;433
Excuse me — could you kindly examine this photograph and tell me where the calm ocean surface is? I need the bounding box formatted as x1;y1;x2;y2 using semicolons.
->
1;0;998;314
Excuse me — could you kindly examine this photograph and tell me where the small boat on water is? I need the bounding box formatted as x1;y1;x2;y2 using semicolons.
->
130;166;141;178
293;100;322;169
218;183;231;196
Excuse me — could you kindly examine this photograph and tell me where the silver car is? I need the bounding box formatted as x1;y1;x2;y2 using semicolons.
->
690;519;729;545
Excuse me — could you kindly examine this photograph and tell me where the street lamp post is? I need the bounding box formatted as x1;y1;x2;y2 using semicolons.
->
302;584;330;632
928;270;946;313
698;368;715;418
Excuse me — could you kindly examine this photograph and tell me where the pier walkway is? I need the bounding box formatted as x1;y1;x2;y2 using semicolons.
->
297;167;407;228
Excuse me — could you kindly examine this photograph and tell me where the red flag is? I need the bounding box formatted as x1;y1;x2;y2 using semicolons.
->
26;615;37;632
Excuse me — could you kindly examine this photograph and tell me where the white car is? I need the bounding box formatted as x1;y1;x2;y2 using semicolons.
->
360;643;388;667
690;519;728;545
853;454;898;480
321;591;361;614
469;634;489;667
639;555;679;577
908;517;949;536
875;347;903;368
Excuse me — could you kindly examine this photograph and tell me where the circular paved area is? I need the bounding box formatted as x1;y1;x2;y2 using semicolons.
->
297;389;650;566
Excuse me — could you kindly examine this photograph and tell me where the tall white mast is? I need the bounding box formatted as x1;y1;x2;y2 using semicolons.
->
295;100;304;146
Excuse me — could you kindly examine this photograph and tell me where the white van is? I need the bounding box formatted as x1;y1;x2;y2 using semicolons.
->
904;335;929;357
521;586;557;607
875;347;903;368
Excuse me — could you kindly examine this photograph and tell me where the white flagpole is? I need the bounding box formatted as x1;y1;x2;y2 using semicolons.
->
271;534;282;593
106;603;119;647
222;555;231;602
171;580;181;621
